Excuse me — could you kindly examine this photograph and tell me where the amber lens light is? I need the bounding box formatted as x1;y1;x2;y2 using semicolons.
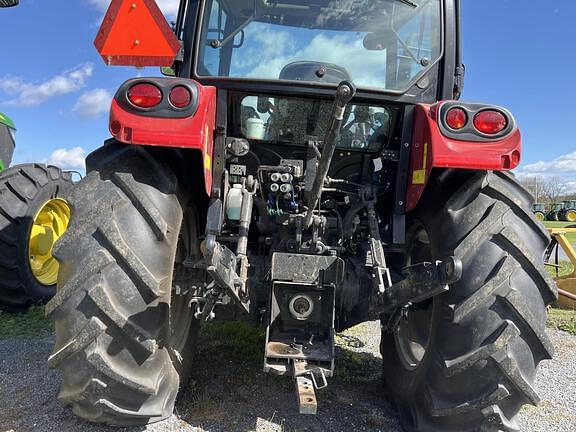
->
473;110;508;135
169;86;192;108
445;107;468;130
128;83;162;108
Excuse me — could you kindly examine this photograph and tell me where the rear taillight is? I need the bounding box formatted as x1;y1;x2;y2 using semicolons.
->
169;86;192;108
473;110;508;135
127;83;162;108
445;107;468;130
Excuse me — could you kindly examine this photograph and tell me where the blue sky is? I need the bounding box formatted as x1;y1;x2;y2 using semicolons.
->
0;0;574;188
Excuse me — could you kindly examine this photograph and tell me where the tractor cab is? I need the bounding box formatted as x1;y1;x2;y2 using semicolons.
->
174;0;462;101
0;112;16;171
191;0;444;94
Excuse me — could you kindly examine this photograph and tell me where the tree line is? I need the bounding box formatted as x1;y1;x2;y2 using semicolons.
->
519;176;576;206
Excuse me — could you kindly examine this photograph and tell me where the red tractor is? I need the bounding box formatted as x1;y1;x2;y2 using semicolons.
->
47;1;556;430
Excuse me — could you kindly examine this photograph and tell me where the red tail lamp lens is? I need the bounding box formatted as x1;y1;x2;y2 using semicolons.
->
446;107;468;130
128;83;162;108
169;86;192;108
473;110;508;135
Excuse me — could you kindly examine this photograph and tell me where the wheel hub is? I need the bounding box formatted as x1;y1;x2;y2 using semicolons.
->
29;198;71;286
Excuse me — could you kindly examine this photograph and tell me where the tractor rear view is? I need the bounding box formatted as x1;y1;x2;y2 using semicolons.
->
47;1;556;430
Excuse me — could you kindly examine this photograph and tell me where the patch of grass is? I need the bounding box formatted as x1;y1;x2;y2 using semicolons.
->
180;321;267;423
543;221;576;243
0;306;52;338
547;308;576;335
546;260;575;278
198;320;265;367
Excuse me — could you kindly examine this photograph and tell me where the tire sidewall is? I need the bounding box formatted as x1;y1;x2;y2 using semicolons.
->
0;165;73;307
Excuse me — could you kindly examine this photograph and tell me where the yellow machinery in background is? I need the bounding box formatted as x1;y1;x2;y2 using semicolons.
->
546;227;576;308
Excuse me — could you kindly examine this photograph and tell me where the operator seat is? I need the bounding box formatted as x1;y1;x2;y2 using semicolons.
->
267;61;353;144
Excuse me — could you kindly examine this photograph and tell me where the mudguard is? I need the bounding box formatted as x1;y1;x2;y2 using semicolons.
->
406;102;521;211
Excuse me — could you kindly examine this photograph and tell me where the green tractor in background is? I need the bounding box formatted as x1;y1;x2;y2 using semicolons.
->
0;0;73;312
532;203;546;222
559;200;576;222
0;112;73;312
546;202;565;222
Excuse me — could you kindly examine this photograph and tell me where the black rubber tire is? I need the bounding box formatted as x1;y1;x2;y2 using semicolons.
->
381;170;557;432
0;164;73;312
47;143;200;426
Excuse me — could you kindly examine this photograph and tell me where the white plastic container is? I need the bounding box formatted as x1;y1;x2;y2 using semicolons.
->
226;184;243;221
246;118;265;140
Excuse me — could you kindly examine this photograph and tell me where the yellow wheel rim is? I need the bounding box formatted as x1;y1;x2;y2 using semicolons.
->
535;212;545;222
28;198;71;286
567;210;576;223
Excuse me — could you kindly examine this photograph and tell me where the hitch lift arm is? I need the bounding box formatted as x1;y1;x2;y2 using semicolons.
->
377;257;463;329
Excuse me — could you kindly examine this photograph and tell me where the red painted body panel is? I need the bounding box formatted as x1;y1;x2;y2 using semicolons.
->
406;103;521;212
109;83;217;196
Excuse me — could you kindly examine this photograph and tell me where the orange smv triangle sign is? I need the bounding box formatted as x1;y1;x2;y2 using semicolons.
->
94;0;181;67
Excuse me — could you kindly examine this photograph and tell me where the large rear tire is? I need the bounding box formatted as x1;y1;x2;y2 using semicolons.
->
47;143;200;426
381;170;557;431
0;164;73;312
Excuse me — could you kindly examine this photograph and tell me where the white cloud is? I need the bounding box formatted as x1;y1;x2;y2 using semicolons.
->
229;25;387;88
0;63;93;107
516;151;576;193
520;151;576;175
88;0;180;19
73;89;113;119
43;147;86;171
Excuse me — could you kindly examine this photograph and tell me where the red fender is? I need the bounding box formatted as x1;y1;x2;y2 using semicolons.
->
109;80;217;196
406;102;521;212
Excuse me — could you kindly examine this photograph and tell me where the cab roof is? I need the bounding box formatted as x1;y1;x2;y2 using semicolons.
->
0;112;16;130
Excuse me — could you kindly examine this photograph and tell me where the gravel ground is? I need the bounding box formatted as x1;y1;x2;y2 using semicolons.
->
1;322;575;432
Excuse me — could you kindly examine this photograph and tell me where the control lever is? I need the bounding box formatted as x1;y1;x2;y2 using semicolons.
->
303;81;356;228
